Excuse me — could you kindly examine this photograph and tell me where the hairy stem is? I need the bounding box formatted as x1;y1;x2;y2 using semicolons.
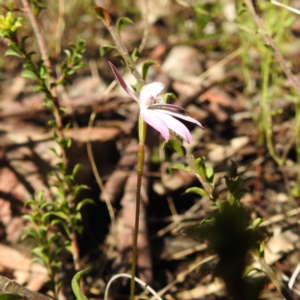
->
106;24;144;86
261;50;282;165
245;0;300;172
244;0;300;97
185;155;218;201
130;117;147;300
95;3;144;86
21;0;81;274
20;0;52;76
21;0;67;164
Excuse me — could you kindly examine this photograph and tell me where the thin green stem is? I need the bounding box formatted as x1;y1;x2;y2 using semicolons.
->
95;4;144;86
96;6;148;297
245;0;300;96
261;51;283;166
185;155;218;201
21;0;67;165
106;24;144;86
130;116;147;300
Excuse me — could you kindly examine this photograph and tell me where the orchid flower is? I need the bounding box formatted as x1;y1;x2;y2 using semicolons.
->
108;62;204;143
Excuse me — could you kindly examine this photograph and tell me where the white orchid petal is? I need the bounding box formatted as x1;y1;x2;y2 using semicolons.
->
152;111;192;143
108;62;204;143
139;82;165;108
140;109;170;141
153;109;205;129
108;61;139;102
149;103;189;115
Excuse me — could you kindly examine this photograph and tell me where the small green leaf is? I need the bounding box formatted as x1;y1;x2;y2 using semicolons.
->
243;265;262;277
24;199;35;206
116;17;133;35
259;241;265;256
131;48;141;62
206;166;214;183
163;138;186;156
237;3;248;17
23;226;40;241
65;138;71;148
76;224;84;234
27;51;36;58
66;69;75;76
50;218;63;227
64;49;71;58
162;93;176;104
40;201;59;210
39;226;47;239
42;211;68;223
56;162;67;174
224;175;233;191
59;107;67;116
49;147;60;157
171;163;190;172
113;53;125;64
54;186;66;201
44;101;54;112
73;184;89;199
70;214;81;227
142;60;157;80
193;157;207;178
71;269;89;299
232;187;248;201
33;84;45;93
99;45;117;57
48;232;61;245
72;164;82;177
21;233;32;241
36;190;44;201
50;82;58;89
51;248;64;261
23;63;35;72
52;211;69;220
23;214;35;223
185;187;209;198
21;70;38;80
252;218;263;231
76;198;94;211
61;222;71;236
95;5;111;26
31;256;46;266
229;160;238;178
21;35;29;47
8;42;20;52
65;175;74;188
31;247;49;263
4;48;22;58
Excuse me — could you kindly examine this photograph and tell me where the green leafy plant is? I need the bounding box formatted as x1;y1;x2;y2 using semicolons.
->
22;165;94;297
0;7;92;298
237;1;300;196
182;158;266;300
